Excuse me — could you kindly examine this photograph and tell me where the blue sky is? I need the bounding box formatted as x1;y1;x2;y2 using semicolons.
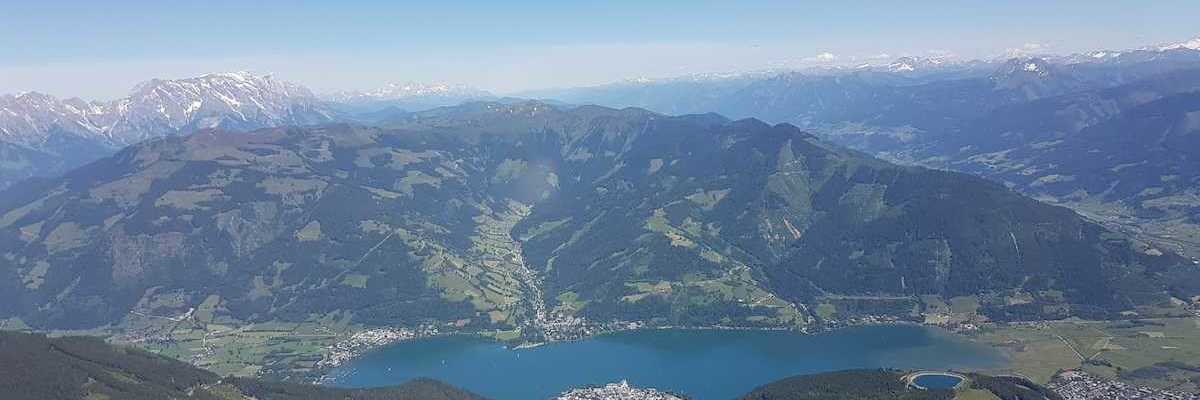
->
2;0;1198;99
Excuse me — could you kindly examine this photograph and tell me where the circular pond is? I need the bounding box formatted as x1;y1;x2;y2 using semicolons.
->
911;373;964;390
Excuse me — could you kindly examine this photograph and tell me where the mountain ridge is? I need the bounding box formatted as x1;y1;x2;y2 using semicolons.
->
0;101;1191;336
516;49;1200;261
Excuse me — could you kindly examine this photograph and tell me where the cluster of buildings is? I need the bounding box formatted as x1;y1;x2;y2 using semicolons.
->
554;381;685;400
538;313;649;342
317;325;439;368
1049;370;1200;400
538;312;599;341
817;313;908;331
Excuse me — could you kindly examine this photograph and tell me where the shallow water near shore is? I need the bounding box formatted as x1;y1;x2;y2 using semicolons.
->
328;325;1004;399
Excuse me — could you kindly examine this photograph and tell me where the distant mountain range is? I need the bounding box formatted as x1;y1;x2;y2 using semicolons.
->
0;75;494;190
0;72;337;188
521;38;1200;259
1;38;1199;335
325;82;492;105
528;40;1200;115
323;82;494;119
0;101;1191;335
4;36;1197;196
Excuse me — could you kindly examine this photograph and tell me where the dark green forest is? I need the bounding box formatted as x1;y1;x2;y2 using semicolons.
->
0;331;486;400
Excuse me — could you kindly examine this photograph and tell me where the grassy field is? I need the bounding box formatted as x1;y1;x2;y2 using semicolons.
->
968;317;1200;392
124;315;349;377
954;388;1001;400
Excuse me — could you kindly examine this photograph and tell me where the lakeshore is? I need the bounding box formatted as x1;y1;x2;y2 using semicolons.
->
325;324;1004;400
312;318;894;377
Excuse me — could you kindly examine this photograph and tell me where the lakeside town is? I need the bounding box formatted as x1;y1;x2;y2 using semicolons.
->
554;381;685;400
99;292;1200;399
315;324;441;369
1049;370;1200;400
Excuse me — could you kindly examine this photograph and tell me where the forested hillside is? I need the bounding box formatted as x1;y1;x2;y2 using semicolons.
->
0;331;485;400
0;102;1190;337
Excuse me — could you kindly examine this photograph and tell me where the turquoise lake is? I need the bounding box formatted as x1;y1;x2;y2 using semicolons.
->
329;325;1005;399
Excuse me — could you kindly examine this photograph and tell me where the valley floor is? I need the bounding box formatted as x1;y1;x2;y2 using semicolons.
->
83;316;1200;396
7;299;1199;395
968;317;1200;393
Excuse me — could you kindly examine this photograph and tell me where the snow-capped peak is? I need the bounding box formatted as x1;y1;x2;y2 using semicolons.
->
890;61;915;72
379;82;454;96
1087;51;1120;59
1158;37;1200;51
866;55;959;73
1053;36;1198;65
993;57;1052;78
326;81;491;103
0;72;333;145
206;71;257;82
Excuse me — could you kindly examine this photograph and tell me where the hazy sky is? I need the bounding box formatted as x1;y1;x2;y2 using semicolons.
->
2;0;1198;100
